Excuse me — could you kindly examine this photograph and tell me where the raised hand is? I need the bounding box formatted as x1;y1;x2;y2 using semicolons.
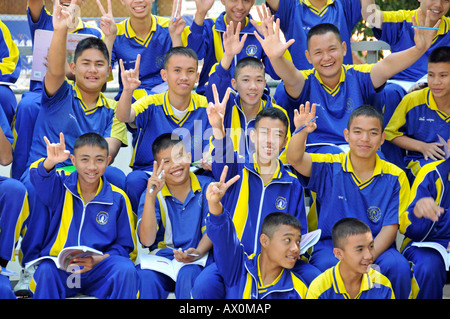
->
52;0;73;31
253;17;295;60
223;21;247;57
293;101;317;133
250;4;273;35
43;132;70;169
195;0;215;17
206;84;231;136
169;0;186;46
412;8;440;52
97;0;117;38
205;165;240;210
119;54;141;92
146;160;166;197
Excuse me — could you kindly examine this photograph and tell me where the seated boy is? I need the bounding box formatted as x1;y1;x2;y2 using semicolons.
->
256;17;438;155
0;108;28;299
362;1;450;168
205;168;308;299
185;0;287;95
399;141;450;299
27;132;138;299
12;0;104;180
18;2;128;289
0;19;21;126
204;23;290;162
385;46;450;183
116;47;211;213
306;217;395;299
135;133;214;299
191;87;320;299
287;102;412;298
111;0;187;102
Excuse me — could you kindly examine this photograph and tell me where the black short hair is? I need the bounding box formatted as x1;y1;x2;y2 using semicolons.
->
332;218;371;249
164;46;198;69
74;37;110;65
347;104;384;130
428;46;450;64
73;132;109;156
261;212;302;239
234;56;265;79
254;107;289;137
151;132;186;160
306;23;342;50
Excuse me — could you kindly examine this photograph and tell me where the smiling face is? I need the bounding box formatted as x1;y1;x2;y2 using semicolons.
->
155;143;192;188
120;0;154;18
221;0;255;25
250;117;288;164
344;115;385;161
70;48;111;94
305;31;346;86
419;0;450;25
70;144;111;188
334;231;375;275
261;224;301;270
231;65;266;110
161;54;199;99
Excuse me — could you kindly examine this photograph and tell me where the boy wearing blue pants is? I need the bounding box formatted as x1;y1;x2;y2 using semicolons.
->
0;19;21;127
17;1;128;295
135;133;213;299
28;132;138;299
399;140;450;299
0;107;29;299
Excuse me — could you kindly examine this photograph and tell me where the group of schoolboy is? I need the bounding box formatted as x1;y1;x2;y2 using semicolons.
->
0;0;449;300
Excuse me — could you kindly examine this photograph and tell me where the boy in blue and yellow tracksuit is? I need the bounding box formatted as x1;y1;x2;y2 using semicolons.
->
207;208;308;299
0;106;28;299
28;133;138;299
12;2;103;180
185;7;287;95
400;155;450;299
205;55;291;163
191;104;320;299
0;19;21;127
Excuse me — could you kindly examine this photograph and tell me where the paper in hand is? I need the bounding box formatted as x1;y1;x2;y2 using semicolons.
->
437;134;449;159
